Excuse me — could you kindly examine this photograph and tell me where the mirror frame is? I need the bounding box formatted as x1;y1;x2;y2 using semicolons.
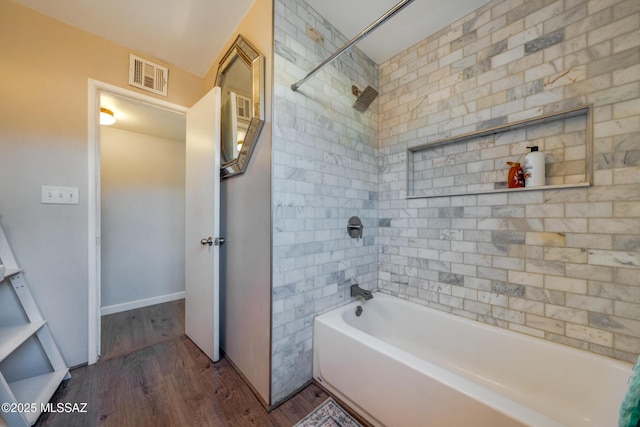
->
216;35;265;178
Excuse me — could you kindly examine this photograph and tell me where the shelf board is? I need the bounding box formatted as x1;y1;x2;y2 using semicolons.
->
9;369;70;425
406;182;591;199
0;321;46;362
1;268;22;281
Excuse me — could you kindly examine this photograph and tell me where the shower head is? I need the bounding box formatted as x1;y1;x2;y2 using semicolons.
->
352;85;378;112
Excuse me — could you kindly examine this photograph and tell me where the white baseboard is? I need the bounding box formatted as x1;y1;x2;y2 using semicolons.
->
101;291;185;316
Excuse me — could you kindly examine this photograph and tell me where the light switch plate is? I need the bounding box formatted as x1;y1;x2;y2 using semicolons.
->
41;186;79;204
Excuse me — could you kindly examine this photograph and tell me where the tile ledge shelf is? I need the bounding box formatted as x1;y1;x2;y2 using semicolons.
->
406;105;593;199
406;182;591;199
408;105;591;151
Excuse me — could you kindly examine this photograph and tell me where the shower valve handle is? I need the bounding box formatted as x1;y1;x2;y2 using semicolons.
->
347;216;364;239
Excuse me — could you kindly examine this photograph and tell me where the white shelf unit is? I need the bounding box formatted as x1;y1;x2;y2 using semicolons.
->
0;225;70;427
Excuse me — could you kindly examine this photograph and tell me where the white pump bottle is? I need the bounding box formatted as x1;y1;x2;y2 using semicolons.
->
524;146;545;187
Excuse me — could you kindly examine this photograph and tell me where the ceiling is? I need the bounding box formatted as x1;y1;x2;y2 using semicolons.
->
15;0;490;76
18;0;489;139
307;0;490;65
100;94;185;141
13;0;255;77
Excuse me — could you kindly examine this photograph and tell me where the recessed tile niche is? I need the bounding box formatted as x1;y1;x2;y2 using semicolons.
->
407;106;592;198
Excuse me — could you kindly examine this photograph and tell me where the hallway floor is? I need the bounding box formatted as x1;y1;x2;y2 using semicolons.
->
34;301;328;426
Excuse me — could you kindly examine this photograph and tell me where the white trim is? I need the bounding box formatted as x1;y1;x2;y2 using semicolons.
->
101;292;186;316
87;79;99;365
87;79;188;364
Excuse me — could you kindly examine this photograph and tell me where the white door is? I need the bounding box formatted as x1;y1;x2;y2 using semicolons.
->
185;87;221;362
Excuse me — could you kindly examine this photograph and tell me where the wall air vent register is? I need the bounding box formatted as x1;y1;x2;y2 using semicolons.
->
129;54;168;96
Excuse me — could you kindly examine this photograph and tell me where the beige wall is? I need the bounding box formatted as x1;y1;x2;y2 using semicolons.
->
0;0;204;366
205;0;273;405
0;0;273;402
100;127;186;310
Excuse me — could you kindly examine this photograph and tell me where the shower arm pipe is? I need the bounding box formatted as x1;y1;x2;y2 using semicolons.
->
290;0;415;92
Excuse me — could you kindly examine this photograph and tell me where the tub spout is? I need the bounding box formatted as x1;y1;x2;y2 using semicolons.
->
351;284;373;300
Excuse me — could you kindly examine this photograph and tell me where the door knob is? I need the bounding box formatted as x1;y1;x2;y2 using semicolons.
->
200;237;213;246
215;237;225;246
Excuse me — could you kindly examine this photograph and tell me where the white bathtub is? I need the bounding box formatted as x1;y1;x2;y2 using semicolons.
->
313;292;632;427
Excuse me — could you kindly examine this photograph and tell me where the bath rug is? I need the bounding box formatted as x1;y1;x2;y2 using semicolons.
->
294;397;362;427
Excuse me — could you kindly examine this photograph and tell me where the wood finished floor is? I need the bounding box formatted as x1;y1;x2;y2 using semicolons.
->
34;301;329;427
100;300;186;360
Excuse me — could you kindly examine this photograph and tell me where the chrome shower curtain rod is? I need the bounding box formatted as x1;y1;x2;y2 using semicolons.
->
290;0;415;92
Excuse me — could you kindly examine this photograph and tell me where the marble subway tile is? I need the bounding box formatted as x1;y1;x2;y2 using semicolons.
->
615;301;640;320
566;263;614;282
464;299;493;316
275;0;640;392
525;231;566;246
566;323;613;346
546;304;589;324
566;293;613;315
524;29;565;55
544;218;588;233
509;297;545;315
588;15;639;47
508;270;544;287
526;313;565;334
565;233;613;250
589;281;640;303
589;218;640;234
614;235;640;251
526;287;566;305
590;312;640;337
544;65;587;90
478;266;508;281
492;281;526;297
614;334;640;355
588;249;640;268
492;306;525;324
524;1;565;28
544;275;587;294
544;246;588;263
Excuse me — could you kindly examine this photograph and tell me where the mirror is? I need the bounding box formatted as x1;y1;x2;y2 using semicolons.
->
216;35;265;178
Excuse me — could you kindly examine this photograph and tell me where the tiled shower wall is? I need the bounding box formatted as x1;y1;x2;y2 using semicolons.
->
272;0;379;403
379;0;640;364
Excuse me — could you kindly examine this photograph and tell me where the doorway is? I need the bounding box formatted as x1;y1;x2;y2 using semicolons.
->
88;80;189;363
99;93;187;358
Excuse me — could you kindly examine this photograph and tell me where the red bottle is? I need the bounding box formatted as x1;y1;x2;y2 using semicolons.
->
507;162;525;188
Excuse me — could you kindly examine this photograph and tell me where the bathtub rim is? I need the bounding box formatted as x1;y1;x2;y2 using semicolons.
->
313;291;633;427
318;292;632;373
